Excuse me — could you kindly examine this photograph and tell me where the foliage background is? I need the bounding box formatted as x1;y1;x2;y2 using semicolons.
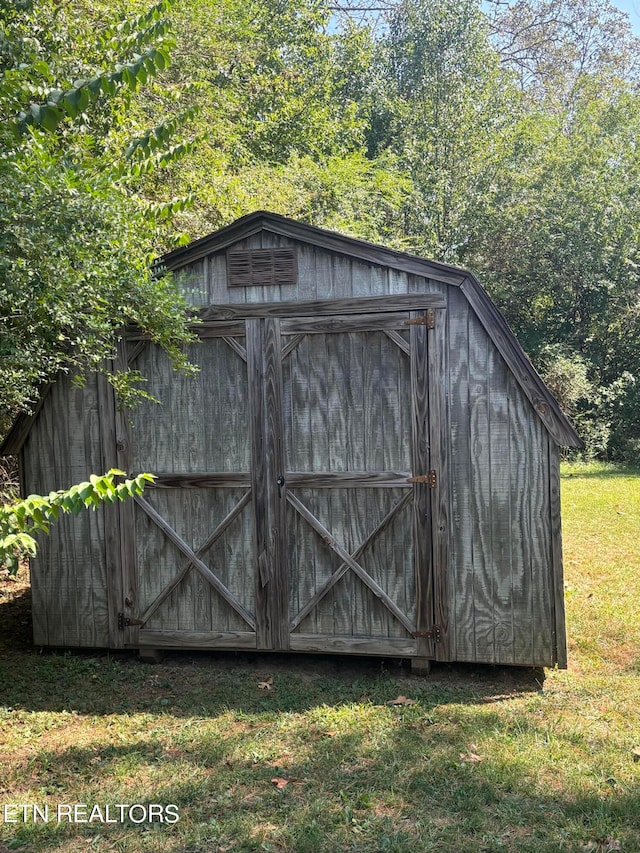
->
1;0;639;460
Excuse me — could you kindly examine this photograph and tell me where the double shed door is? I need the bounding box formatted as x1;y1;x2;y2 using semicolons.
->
125;295;448;660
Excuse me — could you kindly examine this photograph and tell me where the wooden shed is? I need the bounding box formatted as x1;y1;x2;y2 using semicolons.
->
2;212;581;670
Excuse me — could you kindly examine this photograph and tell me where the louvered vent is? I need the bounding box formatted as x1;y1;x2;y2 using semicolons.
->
227;248;298;287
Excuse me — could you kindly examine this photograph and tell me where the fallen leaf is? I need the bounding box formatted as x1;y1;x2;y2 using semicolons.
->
258;677;274;690
271;777;289;789
460;744;485;763
387;695;415;706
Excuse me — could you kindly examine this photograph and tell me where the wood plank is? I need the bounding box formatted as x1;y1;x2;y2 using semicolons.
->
285;472;412;488
447;287;471;663
116;341;141;648
127;341;147;366
508;372;534;665
246;319;270;646
289;634;417;657
410;312;434;660
287;491;416;634
384;329;411;356
221;335;247;362
428;309;451;662
197;293;446;322
96;371;125;648
529;414;553;666
329;252;352;299
135;630;257;649
125;321;246;340
264;318;289;650
488;345;514;664
353;259;386;297
468;315;492;662
151;473;252;488
549;441;568;668
209;253;229;302
134;494;256;629
281;313;411;335
281;334;306;360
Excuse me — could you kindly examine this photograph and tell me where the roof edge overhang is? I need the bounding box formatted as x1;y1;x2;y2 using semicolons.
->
159;210;468;287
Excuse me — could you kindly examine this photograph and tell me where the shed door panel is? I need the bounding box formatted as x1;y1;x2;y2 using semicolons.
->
120;304;445;659
279;316;431;656
126;335;257;648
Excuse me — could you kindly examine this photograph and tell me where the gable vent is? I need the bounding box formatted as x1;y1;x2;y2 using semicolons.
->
227;247;298;288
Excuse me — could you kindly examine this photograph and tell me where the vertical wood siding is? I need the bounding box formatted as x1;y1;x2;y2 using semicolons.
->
127;335;255;641
23;373;109;647
446;286;556;666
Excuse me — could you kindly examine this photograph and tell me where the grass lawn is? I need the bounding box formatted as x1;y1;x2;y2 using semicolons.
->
0;463;639;852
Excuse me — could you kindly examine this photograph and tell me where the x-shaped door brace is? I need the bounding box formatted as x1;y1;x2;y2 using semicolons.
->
287;490;416;635
133;491;256;630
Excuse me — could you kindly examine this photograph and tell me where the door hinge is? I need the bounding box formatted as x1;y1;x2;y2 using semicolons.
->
412;625;441;642
407;470;437;488
118;613;145;630
403;309;435;329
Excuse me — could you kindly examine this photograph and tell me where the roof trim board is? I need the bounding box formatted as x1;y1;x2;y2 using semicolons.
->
159;211;467;287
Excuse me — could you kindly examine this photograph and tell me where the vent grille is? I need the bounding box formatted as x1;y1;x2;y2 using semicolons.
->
227;248;298;287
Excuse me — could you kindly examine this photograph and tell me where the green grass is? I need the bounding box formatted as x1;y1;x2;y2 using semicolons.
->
1;463;639;852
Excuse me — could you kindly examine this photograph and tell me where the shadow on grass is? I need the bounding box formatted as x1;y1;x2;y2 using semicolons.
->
0;573;32;652
0;640;545;717
3;702;639;853
0;571;545;717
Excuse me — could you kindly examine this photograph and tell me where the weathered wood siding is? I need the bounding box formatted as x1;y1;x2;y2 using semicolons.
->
19;225;565;667
22;374;111;647
174;234;419;307
446;285;559;666
283;327;415;642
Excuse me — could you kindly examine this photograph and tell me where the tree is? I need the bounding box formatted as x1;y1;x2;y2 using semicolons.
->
485;0;640;107
464;85;640;460
0;0;195;428
363;0;522;261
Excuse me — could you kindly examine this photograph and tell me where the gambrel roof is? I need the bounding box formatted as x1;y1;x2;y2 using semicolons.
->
160;211;581;449
1;211;581;454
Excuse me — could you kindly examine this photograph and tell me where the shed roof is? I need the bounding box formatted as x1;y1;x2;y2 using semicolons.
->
161;211;581;448
1;211;582;454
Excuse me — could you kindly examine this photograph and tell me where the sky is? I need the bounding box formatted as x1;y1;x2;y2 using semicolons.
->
614;0;640;34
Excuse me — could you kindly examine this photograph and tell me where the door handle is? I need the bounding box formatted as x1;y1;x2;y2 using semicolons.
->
277;475;285;495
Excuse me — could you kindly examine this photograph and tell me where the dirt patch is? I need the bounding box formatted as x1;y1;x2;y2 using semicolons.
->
0;562;32;652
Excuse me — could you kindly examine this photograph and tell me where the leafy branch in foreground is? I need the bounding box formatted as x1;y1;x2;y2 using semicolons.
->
0;470;154;575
